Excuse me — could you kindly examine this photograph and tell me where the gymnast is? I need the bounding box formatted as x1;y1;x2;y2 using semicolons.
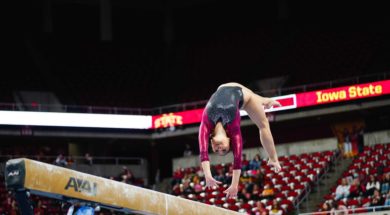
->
199;82;282;199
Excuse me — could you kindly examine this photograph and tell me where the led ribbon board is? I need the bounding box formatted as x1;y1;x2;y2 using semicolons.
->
0;111;152;129
151;80;390;128
0;80;389;129
296;80;390;107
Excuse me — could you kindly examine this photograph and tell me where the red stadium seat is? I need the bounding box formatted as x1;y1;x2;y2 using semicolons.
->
241;203;251;210
226;198;236;205
215;199;225;205
347;199;359;208
228;205;240;211
360;198;370;207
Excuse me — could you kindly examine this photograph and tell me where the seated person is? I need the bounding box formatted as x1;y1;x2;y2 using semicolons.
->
251;184;261;201
269;200;283;215
318;202;332;213
384;190;390;206
260;183;274;200
214;168;227;184
254;201;267;215
249;154;262;170
381;173;390;194
370;189;384;207
238;188;252;202
335;178;350;200
349;178;364;198
366;175;380;196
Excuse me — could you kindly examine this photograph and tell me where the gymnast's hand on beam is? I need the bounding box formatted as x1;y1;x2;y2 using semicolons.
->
223;185;238;199
205;176;222;189
267;158;282;173
263;98;281;109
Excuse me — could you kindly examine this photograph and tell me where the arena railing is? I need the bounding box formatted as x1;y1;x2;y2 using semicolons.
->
0;155;144;165
299;205;390;215
295;150;341;214
0;72;388;115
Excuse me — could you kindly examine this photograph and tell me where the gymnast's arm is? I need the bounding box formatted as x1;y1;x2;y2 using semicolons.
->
199;120;222;187
223;124;242;198
245;94;281;172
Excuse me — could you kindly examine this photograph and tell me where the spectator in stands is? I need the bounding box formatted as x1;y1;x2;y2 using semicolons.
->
384;190;390;206
346;169;359;184
251;184;261;200
252;169;265;188
54;154;68;167
366;175;381;196
67;203;96;215
343;128;352;157
269;200;283;215
337;204;348;215
349;178;364;198
241;154;250;171
357;125;365;154
183;144;193;157
172;167;184;186
181;174;191;185
215;168;227;184
67;156;75;166
350;126;359;157
127;170;136;185
33;200;47;215
249;154;262;170
254;201;267;215
84;153;93;165
240;170;251;184
238;188;251;202
319;202;332;213
182;181;194;194
328;200;337;214
192;174;201;185
225;165;234;184
3;196;15;213
335;178;350;200
381;173;390;194
260;183;275;200
117;166;136;184
121;174;130;184
372;189;384;205
193;182;203;193
172;183;181;195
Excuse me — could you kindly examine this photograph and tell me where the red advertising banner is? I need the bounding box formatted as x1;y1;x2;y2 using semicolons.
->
152;95;297;128
151;80;390;129
152;109;204;129
296;80;390;108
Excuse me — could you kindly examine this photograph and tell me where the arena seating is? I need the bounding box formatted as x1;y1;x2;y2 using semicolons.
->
319;143;390;213
171;150;337;215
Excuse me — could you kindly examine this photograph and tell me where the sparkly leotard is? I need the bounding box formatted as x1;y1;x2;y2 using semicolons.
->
199;86;244;170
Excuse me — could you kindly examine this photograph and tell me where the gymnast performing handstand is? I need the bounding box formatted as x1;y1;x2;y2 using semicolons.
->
199;82;282;199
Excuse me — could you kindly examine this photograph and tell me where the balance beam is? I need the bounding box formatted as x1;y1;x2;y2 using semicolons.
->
4;158;240;215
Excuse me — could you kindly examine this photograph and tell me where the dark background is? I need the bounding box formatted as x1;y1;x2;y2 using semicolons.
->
4;0;390;108
2;0;390;181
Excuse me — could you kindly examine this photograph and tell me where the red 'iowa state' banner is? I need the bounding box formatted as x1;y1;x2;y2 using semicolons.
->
296;80;390;107
151;80;390;129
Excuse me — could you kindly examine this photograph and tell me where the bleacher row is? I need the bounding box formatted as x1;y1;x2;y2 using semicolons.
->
171;150;337;215
319;143;390;213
